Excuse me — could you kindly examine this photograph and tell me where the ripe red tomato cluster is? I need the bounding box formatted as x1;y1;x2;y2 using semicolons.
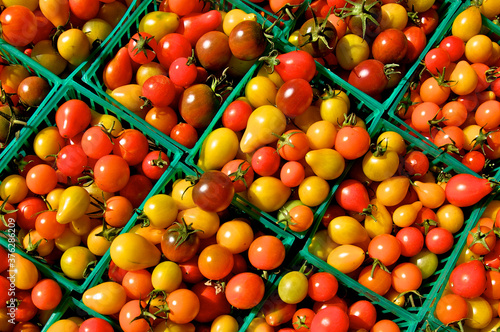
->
0;94;174;294
0;248;64;331
394;5;500;176
285;0;446;100
0;0;133;76
306;123;498;312
434;206;500;330
82;203;290;332
101;2;270;150
255;264;403;332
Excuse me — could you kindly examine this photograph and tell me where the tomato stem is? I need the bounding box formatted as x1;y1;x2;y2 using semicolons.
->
227;161;251;189
168;218;204;249
338;0;381;40
23;231;44;256
0;197;18;228
298;5;336;52
82;259;97;279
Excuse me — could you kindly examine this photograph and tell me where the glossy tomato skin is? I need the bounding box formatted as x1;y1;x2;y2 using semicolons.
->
179;84;219;129
0;6;37;47
371;28;408;64
310;306;349;332
298;17;337;58
348;59;388;97
195;30;232;72
192;171;235;212
228;20;267;61
445;174;494;207
191;281;231;323
450;260;487;299
161;221;200;263
403;26;427;63
225;272;265;309
275;50;316;82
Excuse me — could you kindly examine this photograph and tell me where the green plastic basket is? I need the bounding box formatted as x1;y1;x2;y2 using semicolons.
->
275;0;461;115
0;0;139;84
387;3;500;179
422;194;495;330
275;251;421;331
41;296;119;332
300;119;488;323
84;161;295;332
81;0;278;156
0;81;182;293
185;43;384;239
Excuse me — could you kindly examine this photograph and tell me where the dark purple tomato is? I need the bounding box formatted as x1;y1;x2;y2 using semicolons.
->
161;219;201;263
192;170;235;212
195;31;232;72
228;20;267;61
179;84;219;129
298;16;338;58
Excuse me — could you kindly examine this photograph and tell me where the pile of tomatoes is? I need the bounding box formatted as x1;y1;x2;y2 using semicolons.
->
0;0;135;77
392;3;500;177
0;85;179;300
92;0;273;151
0;247;65;332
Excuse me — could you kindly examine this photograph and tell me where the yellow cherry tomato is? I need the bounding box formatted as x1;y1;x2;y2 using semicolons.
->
0;174;28;204
365;198;393;238
223;9;257;36
465;296;493;329
60;246;96;280
376;131;407;155
142;194;178;229
31;40;68;76
306;120;337;149
335;34;370;70
139;11;180;42
46;319;79;332
380;3;408;30
177;206;220;239
151;261;183;293
86;225;112;256
436;204;464;234
170;178;196;211
57;28;91;66
465;34;493;64
298;175;330;207
244;76;277;108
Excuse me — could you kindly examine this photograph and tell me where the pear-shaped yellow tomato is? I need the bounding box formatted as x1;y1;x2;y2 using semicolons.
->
57;28;91;66
362;147;399;182
170;178;196;210
413;181;445;209
31;40;68;75
56;186;90;224
328;216;369;245
452;5;482;42
392;201;423;228
177;206;220;239
111;84;148;119
11;253;38;290
308;229;339;261
240;105;287;154
298;176;330;207
327;244;365;274
83;281;127;315
480;0;500;19
375;175;410;206
197;127;239;171
142;194;178;229
110;233;161;271
246;176;291;212
364;198;393;239
223;8;257;36
450;60;478;96
305;148;345;180
139;11;180;42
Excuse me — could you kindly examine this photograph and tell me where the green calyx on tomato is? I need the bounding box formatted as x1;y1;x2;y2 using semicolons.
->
22;230;44;255
227;160;252;189
0;198;18;228
95;222;122;242
168;218;203;249
469;223;495;252
338;0;381;40
298;7;338;57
